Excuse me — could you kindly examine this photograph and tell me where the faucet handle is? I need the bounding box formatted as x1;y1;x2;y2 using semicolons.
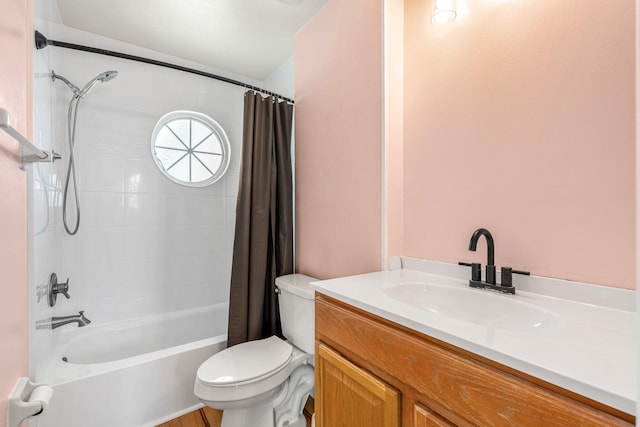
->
55;278;70;299
512;269;530;276
458;262;482;282
60;287;70;299
48;273;71;307
501;267;513;287
500;267;530;288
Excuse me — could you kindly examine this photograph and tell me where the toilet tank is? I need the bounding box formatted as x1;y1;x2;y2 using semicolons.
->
275;274;316;355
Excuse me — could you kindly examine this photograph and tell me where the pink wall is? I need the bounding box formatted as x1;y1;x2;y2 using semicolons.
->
294;0;383;279
0;0;31;422
404;0;635;288
295;0;634;288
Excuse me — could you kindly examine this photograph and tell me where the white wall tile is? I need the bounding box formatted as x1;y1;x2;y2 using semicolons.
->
80;192;125;227
124;193;169;227
59;261;121;299
76;152;126;193
123;226;172;261
62;227;127;265
166;194;226;226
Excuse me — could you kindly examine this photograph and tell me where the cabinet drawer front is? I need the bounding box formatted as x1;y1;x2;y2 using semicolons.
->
413;403;455;427
316;296;632;427
316;343;400;427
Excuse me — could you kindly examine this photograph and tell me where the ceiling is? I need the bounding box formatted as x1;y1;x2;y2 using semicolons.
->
55;0;327;81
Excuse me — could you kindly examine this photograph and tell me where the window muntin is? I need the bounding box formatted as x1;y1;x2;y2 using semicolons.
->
151;111;230;187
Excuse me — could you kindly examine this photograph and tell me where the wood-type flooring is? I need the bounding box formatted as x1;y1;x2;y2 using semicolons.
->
157;398;314;427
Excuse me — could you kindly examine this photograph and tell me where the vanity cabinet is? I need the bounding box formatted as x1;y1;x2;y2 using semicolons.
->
314;294;634;427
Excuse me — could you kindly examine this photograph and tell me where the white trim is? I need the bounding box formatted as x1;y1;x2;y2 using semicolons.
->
635;0;640;420
381;0;389;271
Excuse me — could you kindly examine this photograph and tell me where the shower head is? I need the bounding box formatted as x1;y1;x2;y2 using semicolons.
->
98;70;118;82
78;70;118;97
51;70;80;94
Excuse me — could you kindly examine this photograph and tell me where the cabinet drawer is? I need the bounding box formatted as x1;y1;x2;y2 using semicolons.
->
413;403;455;427
315;295;632;426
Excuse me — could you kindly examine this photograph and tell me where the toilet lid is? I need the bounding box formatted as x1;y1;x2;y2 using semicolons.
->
197;336;293;386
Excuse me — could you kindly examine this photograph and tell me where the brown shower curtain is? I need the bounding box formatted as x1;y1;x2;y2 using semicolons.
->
227;91;294;347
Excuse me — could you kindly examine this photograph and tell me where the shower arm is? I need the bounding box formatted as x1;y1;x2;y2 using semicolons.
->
51;70;80;94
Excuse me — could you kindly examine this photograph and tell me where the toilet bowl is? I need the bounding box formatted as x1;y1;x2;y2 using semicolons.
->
194;274;316;427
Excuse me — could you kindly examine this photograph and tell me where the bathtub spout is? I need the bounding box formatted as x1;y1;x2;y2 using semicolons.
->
51;311;91;330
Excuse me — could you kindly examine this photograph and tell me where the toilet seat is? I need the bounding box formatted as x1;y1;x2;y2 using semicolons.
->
197;336;293;387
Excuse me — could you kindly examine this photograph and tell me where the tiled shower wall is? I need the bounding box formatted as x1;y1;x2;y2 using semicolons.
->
31;1;294;378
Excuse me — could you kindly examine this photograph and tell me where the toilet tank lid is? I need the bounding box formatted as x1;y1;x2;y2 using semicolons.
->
275;274;317;300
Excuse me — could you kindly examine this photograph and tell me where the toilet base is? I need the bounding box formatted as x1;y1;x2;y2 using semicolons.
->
274;364;314;427
214;363;314;427
220;407;307;427
286;417;307;427
221;403;274;427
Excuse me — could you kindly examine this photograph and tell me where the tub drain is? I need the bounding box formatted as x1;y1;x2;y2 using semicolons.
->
61;356;68;363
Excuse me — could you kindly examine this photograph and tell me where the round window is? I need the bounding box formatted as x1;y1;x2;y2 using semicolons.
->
150;111;231;187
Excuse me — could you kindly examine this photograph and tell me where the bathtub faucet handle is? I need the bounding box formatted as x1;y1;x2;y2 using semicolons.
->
48;272;71;307
57;281;70;299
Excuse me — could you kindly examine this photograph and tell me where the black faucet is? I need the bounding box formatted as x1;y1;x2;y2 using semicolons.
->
468;228;496;284
460;227;530;294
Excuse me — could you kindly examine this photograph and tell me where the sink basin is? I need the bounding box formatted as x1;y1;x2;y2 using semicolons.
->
383;282;564;331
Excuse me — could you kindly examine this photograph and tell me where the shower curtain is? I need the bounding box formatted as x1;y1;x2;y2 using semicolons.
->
227;91;294;347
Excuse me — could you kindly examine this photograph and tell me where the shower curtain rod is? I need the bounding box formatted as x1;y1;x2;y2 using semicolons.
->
34;31;295;104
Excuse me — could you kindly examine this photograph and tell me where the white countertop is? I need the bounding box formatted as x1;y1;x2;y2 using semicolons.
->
310;260;637;415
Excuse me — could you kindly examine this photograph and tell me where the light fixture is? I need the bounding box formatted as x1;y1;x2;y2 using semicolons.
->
431;0;457;24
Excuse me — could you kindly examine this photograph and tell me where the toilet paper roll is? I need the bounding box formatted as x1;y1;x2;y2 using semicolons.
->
28;385;54;413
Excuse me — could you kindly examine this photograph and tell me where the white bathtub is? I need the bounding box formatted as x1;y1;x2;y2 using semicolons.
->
33;304;228;427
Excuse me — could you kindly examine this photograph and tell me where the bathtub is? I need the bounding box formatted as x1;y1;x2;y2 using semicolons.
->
33;304;228;427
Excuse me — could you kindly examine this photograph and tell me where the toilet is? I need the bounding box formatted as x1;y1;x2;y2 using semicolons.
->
194;274;316;427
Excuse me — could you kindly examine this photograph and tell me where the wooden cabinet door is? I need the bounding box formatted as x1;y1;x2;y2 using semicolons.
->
315;343;400;427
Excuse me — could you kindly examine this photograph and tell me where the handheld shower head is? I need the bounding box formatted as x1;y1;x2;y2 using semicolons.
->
99;70;118;82
79;70;119;97
53;68;119;236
